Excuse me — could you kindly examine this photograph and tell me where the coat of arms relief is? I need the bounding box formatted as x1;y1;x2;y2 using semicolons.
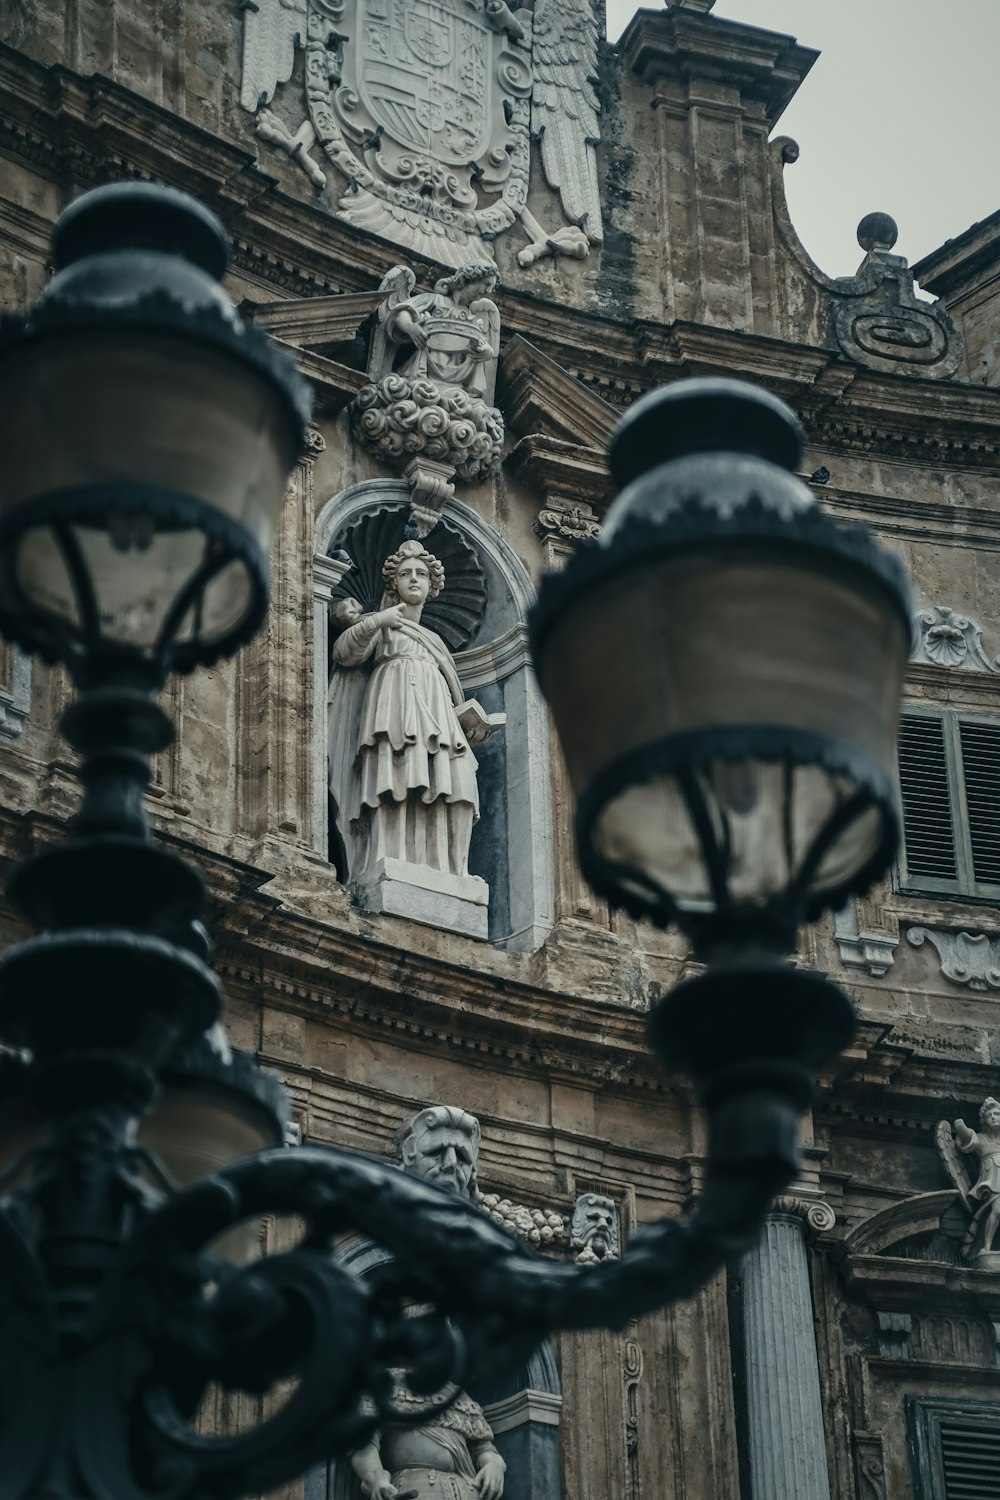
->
239;0;603;268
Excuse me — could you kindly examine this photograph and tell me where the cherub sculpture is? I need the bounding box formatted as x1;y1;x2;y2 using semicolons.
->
375;262;501;403
936;1097;1000;1259
350;264;504;504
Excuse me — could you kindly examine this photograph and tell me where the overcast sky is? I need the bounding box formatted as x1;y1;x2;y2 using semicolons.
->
605;0;999;279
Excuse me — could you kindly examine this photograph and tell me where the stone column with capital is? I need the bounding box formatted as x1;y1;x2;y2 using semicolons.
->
737;1197;835;1500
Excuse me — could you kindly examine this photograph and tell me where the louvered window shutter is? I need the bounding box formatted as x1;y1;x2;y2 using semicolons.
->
898;714;958;883
909;1398;1000;1499
958;720;1000;888
940;1418;1000;1497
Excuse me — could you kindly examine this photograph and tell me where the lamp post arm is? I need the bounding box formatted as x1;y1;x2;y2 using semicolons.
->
86;1080;800;1499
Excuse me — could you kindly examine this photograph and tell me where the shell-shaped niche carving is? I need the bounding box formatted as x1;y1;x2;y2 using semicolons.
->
328;506;487;651
912;605;1000;673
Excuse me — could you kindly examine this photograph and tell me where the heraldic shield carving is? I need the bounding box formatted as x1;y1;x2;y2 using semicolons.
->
239;0;604;268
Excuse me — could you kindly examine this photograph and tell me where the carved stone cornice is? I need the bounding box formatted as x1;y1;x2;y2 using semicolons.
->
620;7;818;125
0;46;397;297
831;490;1000;557
915;209;1000;302
637;322;833;400
507;435;612;513
275;341;368;415
245;291;384;348
3;47;998;471
498;336;619;446
905;662;1000;704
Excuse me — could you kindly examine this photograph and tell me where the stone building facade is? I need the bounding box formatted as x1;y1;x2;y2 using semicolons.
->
1;0;999;1496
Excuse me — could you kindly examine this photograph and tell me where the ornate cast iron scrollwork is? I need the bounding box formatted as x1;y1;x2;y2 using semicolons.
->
0;1101;796;1498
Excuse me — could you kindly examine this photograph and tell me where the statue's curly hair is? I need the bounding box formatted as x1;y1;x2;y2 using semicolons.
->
382;538;445;600
981;1097;1000;1122
434;260;499;296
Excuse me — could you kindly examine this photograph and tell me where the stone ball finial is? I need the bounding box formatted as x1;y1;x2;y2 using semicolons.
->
857;212;899;253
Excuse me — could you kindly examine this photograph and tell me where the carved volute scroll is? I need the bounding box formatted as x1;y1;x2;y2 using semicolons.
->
829;214;963;379
908;927;1000;992
771;1196;837;1236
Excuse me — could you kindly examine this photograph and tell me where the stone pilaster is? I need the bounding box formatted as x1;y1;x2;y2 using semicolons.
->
739;1197;835;1500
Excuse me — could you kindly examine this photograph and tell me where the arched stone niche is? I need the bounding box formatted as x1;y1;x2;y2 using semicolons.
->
310;1238;562;1500
474;1343;563;1500
313;480;554;951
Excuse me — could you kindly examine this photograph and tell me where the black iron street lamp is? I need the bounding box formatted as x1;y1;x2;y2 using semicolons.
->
0;185;910;1500
530;378;911;1114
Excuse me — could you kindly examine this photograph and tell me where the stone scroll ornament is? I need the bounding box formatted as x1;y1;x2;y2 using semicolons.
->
830;213;961;379
350;263;505;529
936;1100;1000;1265
907;927;1000;992
911;605;1000;672
238;0;603;270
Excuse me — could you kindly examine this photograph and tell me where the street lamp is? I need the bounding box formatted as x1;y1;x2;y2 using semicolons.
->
530;379;911;1112
0;185;910;1500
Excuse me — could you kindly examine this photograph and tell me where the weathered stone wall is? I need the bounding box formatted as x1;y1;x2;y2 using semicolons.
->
916;210;1000;386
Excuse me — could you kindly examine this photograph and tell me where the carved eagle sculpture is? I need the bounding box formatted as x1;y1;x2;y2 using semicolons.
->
239;0;604;266
529;0;604;250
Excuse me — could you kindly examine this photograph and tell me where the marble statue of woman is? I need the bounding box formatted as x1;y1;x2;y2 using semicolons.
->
328;541;501;910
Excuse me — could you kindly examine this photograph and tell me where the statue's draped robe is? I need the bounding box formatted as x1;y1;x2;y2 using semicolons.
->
329;614;479;878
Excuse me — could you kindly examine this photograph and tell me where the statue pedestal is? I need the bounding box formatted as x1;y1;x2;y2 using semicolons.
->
353;857;489;939
975;1250;1000;1272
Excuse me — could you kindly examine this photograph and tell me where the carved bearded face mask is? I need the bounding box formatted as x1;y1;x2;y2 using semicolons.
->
571;1194;619;1257
409;1123;478;1195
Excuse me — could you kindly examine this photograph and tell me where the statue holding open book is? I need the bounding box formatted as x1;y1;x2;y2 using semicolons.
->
328;537;504;934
